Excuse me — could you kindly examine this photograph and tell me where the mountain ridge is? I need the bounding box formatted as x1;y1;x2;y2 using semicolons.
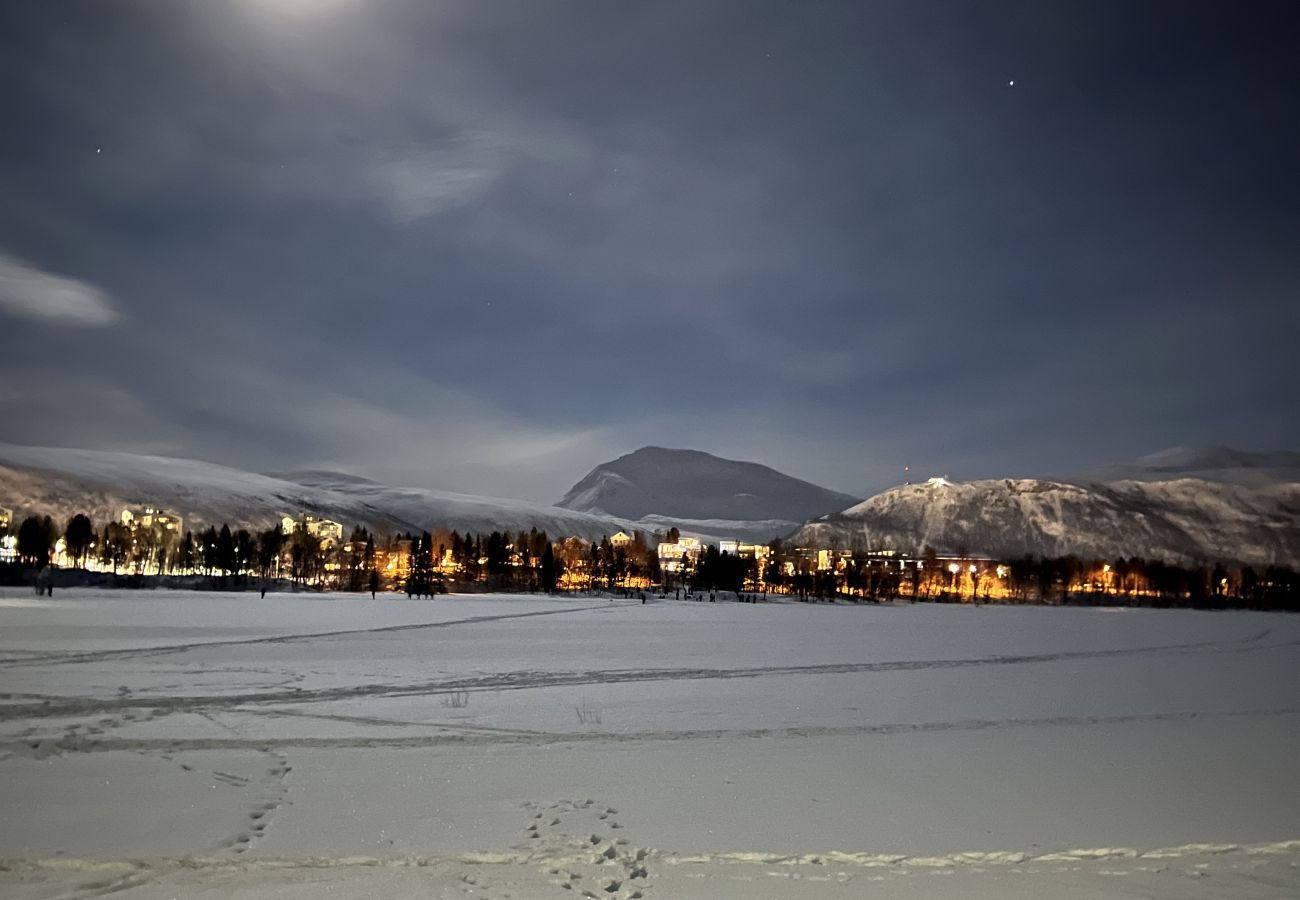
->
790;473;1300;567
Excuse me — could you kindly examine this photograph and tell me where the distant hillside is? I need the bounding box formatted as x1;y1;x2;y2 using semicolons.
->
9;441;1294;564
1085;446;1300;486
0;443;622;540
557;447;859;523
788;475;1300;567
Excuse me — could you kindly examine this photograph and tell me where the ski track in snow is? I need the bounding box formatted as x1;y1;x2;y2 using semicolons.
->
0;602;617;668
6;707;1298;757
0;623;1283;724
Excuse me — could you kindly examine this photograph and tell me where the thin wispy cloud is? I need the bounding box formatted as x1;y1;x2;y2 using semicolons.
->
364;134;509;222
0;252;120;327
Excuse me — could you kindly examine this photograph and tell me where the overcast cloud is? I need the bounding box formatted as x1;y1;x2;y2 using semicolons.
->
0;1;1296;502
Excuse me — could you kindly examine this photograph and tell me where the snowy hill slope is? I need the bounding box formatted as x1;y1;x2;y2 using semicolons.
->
0;443;623;540
558;447;859;523
788;475;1300;567
275;470;628;540
631;513;803;545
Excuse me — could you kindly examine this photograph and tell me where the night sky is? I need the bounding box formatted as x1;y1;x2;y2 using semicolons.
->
1;1;1297;503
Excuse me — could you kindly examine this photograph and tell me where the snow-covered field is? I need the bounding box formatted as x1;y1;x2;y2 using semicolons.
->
0;589;1297;898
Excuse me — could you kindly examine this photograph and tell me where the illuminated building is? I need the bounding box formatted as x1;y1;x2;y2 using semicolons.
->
121;506;183;535
718;540;770;561
281;514;344;546
657;537;702;573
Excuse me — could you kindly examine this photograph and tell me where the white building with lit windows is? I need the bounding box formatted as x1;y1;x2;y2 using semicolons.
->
121;506;183;535
657;537;703;573
282;514;344;546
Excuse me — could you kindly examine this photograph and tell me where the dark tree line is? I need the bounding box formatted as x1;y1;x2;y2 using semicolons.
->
692;546;758;595
429;528;568;593
416;528;661;595
4;511;1295;611
3;512;661;598
4;512;333;588
755;539;1299;611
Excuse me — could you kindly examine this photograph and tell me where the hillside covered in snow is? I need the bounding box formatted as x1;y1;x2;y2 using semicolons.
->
0;443;624;540
789;473;1300;567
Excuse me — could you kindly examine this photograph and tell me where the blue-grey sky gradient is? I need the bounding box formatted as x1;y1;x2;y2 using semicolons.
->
1;1;1297;502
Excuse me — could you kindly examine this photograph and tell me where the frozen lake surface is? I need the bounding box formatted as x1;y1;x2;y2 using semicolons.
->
1;589;1297;898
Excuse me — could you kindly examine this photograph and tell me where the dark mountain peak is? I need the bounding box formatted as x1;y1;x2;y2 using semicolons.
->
558;447;858;522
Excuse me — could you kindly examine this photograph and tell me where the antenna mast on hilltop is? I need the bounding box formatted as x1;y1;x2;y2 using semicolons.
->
904;465;910;485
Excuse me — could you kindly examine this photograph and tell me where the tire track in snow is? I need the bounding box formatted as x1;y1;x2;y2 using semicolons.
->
0;603;618;669
0;627;1280;723
6;707;1296;756
237;705;553;738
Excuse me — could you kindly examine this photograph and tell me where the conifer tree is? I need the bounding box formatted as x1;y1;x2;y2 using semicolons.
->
63;514;94;568
540;542;558;593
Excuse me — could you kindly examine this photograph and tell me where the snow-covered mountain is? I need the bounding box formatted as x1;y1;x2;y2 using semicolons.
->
788;473;1300;567
7;441;1295;564
557;447;859;526
0;443;623;540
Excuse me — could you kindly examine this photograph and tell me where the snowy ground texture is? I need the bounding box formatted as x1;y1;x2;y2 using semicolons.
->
0;589;1297;899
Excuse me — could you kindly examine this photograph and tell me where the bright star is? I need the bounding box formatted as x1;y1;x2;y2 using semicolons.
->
1008;80;1015;87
